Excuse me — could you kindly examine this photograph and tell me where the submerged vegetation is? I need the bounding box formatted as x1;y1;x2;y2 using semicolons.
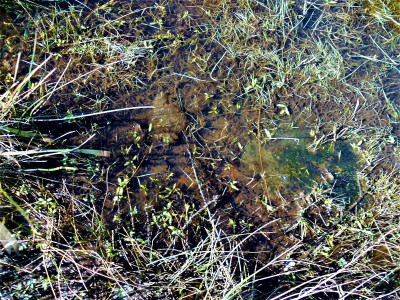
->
241;125;361;206
1;0;400;298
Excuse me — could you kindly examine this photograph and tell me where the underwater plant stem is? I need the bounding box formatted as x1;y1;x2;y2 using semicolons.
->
186;147;210;214
257;109;271;202
30;106;154;122
13;52;21;83
28;30;38;90
0;148;110;157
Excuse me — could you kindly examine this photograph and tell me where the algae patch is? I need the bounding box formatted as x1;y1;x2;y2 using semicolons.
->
241;127;360;206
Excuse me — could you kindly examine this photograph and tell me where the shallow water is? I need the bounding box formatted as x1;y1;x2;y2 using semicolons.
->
1;1;400;297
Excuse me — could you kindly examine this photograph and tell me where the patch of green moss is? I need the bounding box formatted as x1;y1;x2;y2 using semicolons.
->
241;126;360;206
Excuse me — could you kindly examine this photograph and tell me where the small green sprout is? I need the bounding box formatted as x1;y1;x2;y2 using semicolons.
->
265;129;273;139
139;184;148;196
277;103;290;116
209;106;219;115
228;180;240;191
163;136;170;144
224;163;232;170
245;76;259;92
204;92;214;100
338;257;347;267
130;206;138;215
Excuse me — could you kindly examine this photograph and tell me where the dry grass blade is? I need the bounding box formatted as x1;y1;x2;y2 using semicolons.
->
0;55;54;120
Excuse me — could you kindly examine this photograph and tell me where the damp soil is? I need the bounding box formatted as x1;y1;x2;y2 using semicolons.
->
1;0;400;298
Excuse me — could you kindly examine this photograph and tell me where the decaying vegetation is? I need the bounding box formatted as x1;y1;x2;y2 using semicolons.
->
1;0;400;298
